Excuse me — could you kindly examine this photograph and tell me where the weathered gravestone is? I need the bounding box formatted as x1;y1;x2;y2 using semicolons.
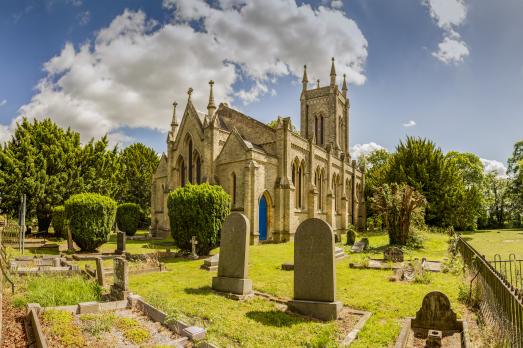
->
110;256;129;300
67;226;74;252
411;291;462;333
115;231;126;255
201;254;219;271
350;237;369;253
95;257;105;287
212;213;252;298
384;246;404;262
190;236;199;259
288;218;342;321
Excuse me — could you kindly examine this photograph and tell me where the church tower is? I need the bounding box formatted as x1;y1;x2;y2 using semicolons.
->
300;58;350;156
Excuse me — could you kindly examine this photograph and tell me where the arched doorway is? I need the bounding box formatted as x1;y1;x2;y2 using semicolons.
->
258;192;270;241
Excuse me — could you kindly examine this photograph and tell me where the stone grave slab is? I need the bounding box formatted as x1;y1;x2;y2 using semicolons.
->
200;254;219;271
350;238;368;253
288;218;342;321
212;213;253;298
384;246;404;262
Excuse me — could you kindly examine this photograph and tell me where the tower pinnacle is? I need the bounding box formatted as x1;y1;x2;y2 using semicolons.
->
342;74;347;94
330;57;336;86
207;80;216;117
302;65;308;91
171;101;178;128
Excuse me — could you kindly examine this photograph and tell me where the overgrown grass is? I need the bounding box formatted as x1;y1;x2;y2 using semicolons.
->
461;228;523;259
41;309;85;347
130;230;463;347
13;275;102;308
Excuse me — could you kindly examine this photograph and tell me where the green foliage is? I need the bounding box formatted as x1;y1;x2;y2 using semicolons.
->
267;118;300;135
386;137;462;227
359;148;391;202
51;205;67;238
0;118;82;231
167;183;230;255
346;223;357;245
80;313;117;337
0;118;121;232
65;193;117;251
13;275;102;307
371;183;427;246
116;203;142;236
116;143;159;225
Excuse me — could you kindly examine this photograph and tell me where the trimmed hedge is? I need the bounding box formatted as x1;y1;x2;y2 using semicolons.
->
64;193;117;251
116;203;142;236
168;183;231;255
51;206;67;238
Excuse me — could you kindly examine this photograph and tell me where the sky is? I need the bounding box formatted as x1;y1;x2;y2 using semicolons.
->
1;0;522;176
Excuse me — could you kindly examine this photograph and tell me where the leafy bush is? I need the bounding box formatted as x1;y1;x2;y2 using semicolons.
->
346;224;357;245
65;193;117;251
167;183;231;255
116;203;142;236
51;205;67;238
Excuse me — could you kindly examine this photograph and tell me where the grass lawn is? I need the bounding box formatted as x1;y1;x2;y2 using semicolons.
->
130;231;464;347
461;228;523;260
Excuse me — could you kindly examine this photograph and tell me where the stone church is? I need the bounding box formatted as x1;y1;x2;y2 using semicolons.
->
151;58;366;243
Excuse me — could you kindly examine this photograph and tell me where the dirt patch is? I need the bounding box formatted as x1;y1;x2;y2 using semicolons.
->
336;308;364;342
1;293;28;348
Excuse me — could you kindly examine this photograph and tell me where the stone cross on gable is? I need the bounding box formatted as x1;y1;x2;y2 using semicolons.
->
190;236;198;259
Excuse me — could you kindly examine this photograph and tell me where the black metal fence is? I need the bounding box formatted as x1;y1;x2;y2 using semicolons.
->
491;254;523;291
458;237;523;347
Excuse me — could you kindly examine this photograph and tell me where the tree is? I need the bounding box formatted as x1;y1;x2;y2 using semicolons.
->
78;135;120;198
0;118;82;231
386;137;462;227
167;183;230;255
116;143;159;215
370;183;427;246
484;173;511;228
445;151;486;230
359;148;390;200
508;140;523;225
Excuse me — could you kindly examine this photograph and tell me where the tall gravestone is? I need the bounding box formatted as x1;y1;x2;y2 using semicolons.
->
212;213;252;297
110;256;129;300
95;257;105;287
288;218;342;321
115;231;126;255
411;291;462;332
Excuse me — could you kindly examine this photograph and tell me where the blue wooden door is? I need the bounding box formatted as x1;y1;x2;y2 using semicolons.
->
259;195;267;241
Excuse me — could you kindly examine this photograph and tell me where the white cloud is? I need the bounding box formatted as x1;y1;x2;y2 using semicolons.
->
18;1;368;142
0;99;6;106
425;0;469;64
481;158;507;178
331;0;343;9
432;35;469;64
0;124;11;144
77;10;90;25
403;120;416;127
107;131;136;149
350;142;386;161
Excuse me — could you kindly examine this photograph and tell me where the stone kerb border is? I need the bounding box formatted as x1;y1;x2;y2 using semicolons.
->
394;318;471;348
26;295;211;348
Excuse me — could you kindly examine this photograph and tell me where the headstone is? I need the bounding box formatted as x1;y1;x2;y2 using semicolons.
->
350;238;368;253
115;231;126;255
95;257;105;287
384;246;404;262
335;247;346;260
67;226;74;252
201;254;219;271
110;256;129;300
190;236;199;259
411;291;462;332
212;213;252;297
288;218;342;321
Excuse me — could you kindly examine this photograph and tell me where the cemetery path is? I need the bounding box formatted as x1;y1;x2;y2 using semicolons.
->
1;294;28;347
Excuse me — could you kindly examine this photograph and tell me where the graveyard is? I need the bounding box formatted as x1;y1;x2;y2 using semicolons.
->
0;222;472;347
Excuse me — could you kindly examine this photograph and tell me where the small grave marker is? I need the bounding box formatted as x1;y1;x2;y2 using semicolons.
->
350;238;368;253
201;254;219;271
115;231;126;255
110;256;129;300
95;257;104;287
190;236;199;259
411;291;461;332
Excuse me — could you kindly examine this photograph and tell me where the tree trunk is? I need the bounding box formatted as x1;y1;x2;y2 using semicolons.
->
37;211;52;233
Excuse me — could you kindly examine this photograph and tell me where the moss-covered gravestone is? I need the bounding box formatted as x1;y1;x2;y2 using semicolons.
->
288;218;342;320
212;213;252;298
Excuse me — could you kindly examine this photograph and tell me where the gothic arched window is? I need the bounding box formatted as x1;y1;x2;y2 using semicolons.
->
177;156;185;187
195;154;202;184
188;138;193;183
232;172;237;205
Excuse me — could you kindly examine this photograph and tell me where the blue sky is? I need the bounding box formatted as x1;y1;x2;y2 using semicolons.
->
0;0;522;174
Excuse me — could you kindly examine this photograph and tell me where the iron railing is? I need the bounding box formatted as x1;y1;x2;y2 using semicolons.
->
458;237;523;347
490;254;523;291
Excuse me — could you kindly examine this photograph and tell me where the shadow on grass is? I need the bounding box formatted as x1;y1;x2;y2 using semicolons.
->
245;310;308;327
184;286;214;296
